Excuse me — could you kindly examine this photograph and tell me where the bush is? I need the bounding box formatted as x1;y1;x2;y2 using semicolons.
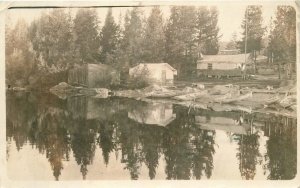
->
127;76;150;89
27;70;68;91
127;65;150;89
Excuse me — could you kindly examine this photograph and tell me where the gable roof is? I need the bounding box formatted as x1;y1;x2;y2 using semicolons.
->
132;63;177;73
200;53;252;64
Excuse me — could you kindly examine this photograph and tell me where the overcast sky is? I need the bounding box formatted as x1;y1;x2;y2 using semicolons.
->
6;3;282;42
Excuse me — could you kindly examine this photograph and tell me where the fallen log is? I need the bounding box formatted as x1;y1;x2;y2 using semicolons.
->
212;93;233;103
253;108;296;118
264;94;281;105
12;87;28;91
147;90;184;98
221;92;253;104
279;95;297;108
252;89;296;94
208;103;253;113
93;88;111;98
197;123;250;135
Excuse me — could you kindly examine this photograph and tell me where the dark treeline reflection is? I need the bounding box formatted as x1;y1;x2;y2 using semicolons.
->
6;92;297;180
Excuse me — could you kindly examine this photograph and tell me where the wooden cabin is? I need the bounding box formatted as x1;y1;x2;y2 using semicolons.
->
68;64;120;88
129;63;177;85
197;53;253;77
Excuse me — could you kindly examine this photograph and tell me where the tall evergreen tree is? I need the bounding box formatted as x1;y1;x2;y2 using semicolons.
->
165;6;198;78
121;8;144;67
196;6;210;49
99;8;121;66
142;6;166;63
203;7;220;54
238;6;265;72
6;19;35;86
226;32;238;49
28;9;73;71
73;8;100;64
196;6;220;55
268;6;296;79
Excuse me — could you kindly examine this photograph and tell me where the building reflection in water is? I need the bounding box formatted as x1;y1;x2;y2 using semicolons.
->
128;102;176;126
6;92;297;180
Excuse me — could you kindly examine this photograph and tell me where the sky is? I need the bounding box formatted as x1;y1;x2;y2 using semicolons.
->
6;3;283;42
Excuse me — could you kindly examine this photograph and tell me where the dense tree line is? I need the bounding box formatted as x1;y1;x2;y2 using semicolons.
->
6;6;220;86
6;5;296;87
268;6;296;79
237;5;296;77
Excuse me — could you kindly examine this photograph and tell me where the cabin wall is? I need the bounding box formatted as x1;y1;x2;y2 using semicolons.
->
68;64;120;88
129;65;175;84
197;69;243;76
197;62;240;70
197;62;244;76
68;65;88;87
149;67;174;83
87;64;110;88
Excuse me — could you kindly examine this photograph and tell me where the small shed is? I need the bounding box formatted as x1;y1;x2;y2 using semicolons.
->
68;64;120;88
129;63;177;84
197;53;253;77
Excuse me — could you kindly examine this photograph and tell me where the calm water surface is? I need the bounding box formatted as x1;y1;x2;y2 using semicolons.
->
6;92;297;180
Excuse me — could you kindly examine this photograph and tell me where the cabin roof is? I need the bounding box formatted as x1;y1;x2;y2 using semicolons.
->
132;63;177;72
199;53;252;64
219;49;240;52
72;63;112;70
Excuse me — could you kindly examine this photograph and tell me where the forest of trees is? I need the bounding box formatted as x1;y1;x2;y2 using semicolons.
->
6;6;221;87
5;5;296;88
236;5;296;77
268;6;296;79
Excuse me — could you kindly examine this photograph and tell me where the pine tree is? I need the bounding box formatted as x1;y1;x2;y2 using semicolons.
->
269;6;296;79
165;6;198;78
196;6;220;55
203;6;220;55
99;8;121;66
238;6;265;73
121;7;144;67
196;6;210;51
6;19;35;86
142;6;166;63
73;8;100;64
28;9;74;71
226;32;238;50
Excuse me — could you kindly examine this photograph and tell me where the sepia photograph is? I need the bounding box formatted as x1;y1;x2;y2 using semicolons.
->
2;1;298;183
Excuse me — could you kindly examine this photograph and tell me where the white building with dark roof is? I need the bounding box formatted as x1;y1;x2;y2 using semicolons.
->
197;53;253;77
129;63;177;84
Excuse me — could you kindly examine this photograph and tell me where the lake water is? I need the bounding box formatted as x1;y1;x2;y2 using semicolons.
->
6;91;297;180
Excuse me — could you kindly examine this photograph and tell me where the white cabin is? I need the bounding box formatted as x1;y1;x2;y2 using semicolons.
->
129;63;177;84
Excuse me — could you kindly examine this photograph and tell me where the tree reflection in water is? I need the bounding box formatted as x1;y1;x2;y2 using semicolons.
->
236;133;261;180
263;116;297;180
6;92;297;180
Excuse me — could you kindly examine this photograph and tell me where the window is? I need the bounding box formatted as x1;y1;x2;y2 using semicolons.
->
208;63;212;70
